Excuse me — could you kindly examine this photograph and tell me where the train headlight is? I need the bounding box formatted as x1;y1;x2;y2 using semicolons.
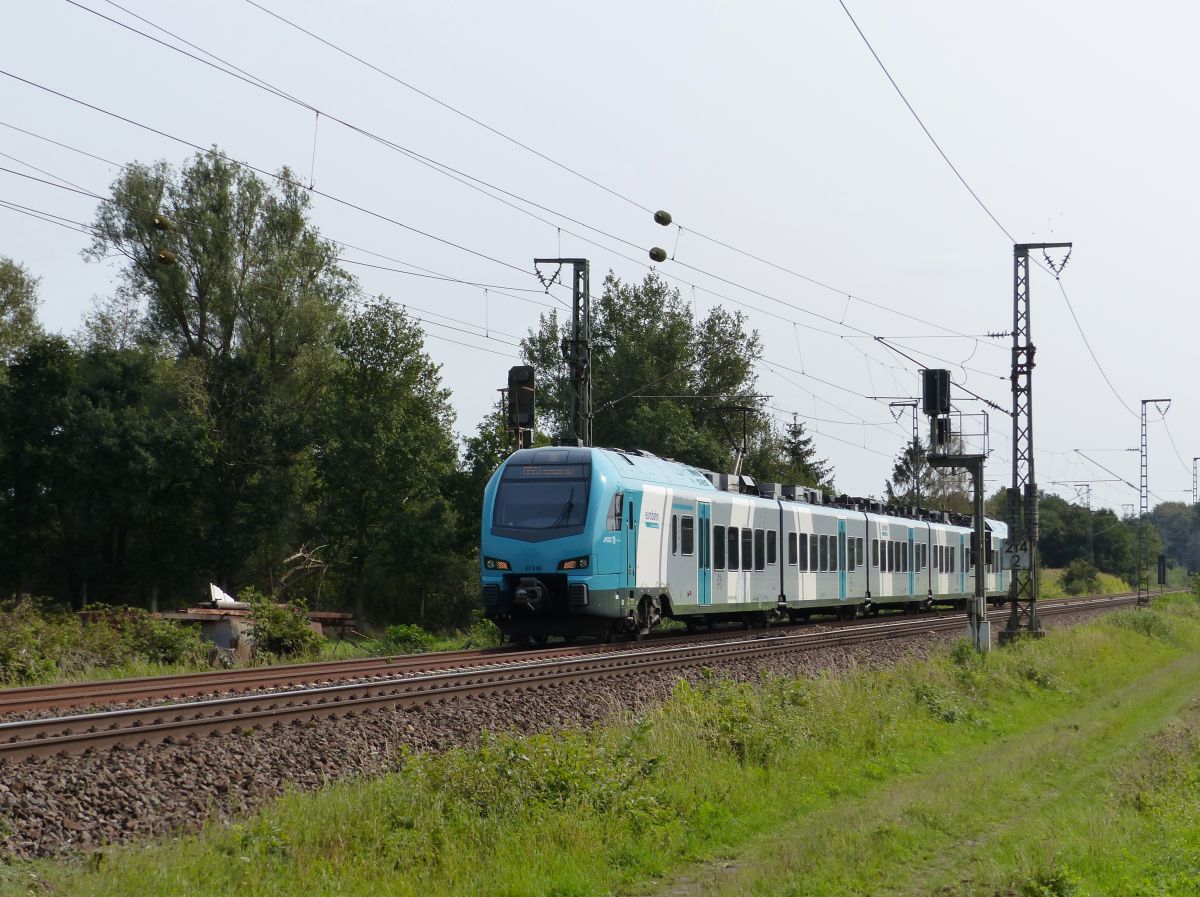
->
557;555;590;571
484;557;511;571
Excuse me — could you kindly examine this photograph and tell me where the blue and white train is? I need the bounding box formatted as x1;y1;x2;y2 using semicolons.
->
481;445;1007;641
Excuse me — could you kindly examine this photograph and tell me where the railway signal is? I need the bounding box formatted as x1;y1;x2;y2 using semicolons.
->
507;366;536;450
923;369;990;653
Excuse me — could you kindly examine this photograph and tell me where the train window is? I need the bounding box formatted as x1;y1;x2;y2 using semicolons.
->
885;539;893;573
671;515;678;556
809;535;818;571
799;533;808;571
819;534;829;572
847;537;855;572
922;544;928;569
787;532;797;566
754;529;765;571
767;530;777;565
607;494;623;531
857;538;864;568
727;527;739;570
714;526;726;570
902;542;909;573
681;516;695;556
950;548;956;573
742;528;753;571
872;538;879;568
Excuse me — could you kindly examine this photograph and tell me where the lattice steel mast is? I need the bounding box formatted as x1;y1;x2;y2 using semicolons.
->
1138;398;1171;606
535;258;591;447
1001;242;1070;642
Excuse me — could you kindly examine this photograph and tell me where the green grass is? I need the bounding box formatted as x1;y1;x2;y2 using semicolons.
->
5;596;1200;897
1040;567;1132;599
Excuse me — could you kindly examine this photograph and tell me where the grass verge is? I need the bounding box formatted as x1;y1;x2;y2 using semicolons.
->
3;596;1200;897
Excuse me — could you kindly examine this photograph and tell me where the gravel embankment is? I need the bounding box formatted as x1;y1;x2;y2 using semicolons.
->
0;605;1119;859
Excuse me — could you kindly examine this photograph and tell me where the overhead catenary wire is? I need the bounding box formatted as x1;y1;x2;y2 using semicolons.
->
0;190;529;357
235;0;1006;346
65;0;1014;350
14;9;998;434
14;5;1147;491
0;162;550;303
0;68;570;303
835;0;1142;429
0;105;922;450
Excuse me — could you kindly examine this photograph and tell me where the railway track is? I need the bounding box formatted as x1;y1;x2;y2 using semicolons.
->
0;592;1136;762
0;592;1133;717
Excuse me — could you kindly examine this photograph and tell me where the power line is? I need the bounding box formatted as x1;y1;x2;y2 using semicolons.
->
70;0;1014;349
43;0;1016;418
835;0;1014;243
1157;413;1194;479
833;0;1144;434
0;69;568;292
1053;276;1138;419
238;0;1003;346
0;101;922;435
0;121;560;314
0;161;547;301
0;198;520;361
240;0;654;217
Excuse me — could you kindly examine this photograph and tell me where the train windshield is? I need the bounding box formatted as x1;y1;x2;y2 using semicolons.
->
492;462;591;536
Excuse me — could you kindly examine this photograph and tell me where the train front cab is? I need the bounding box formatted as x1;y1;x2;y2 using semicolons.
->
480;447;635;640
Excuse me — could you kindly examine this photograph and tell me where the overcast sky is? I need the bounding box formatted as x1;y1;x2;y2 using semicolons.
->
2;0;1196;512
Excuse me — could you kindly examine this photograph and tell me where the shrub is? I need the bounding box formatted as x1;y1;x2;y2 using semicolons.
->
379;624;436;655
241;588;323;658
0;599;206;684
460;612;502;649
1060;559;1100;596
1106;609;1180;645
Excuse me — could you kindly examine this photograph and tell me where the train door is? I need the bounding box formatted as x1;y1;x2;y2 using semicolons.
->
959;533;966;595
625;492;640;588
697;502;712;606
837;519;847;602
908;528;915;598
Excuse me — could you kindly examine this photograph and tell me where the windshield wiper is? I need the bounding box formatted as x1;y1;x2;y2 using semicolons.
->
549;486;576;528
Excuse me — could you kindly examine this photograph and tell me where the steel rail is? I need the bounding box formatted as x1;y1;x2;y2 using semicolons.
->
0;593;1135;763
0;593;1135;715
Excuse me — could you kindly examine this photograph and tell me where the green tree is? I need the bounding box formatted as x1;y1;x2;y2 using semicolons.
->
1150;501;1200;572
84;150;352;590
0;257;42;368
0;338;210;606
454;400;511;550
884;438;970;512
743;417;835;492
521;271;765;472
314;298;458;625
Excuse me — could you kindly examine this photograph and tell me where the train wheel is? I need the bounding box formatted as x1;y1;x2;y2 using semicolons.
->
529;634;549;647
